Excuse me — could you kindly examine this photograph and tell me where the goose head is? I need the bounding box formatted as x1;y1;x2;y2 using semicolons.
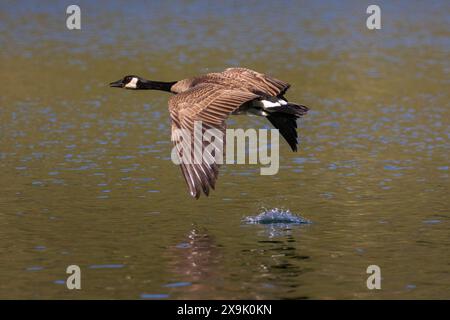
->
109;75;146;90
109;75;177;92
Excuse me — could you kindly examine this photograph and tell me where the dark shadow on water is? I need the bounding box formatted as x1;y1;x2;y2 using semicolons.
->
240;232;313;299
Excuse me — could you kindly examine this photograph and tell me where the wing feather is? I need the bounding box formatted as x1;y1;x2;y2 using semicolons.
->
221;67;290;97
169;84;259;198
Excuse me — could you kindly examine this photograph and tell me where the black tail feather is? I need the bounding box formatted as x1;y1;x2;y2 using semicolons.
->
265;103;308;152
266;104;309;117
266;113;298;151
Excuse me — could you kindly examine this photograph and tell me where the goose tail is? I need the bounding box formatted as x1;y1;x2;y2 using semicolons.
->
265;103;309;152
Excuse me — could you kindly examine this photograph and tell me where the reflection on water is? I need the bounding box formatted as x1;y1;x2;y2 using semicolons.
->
239;235;312;300
168;228;224;299
167;227;311;299
0;0;449;299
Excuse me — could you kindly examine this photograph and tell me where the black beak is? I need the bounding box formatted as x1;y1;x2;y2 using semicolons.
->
109;79;124;88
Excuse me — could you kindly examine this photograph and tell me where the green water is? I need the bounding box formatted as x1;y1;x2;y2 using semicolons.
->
0;1;449;299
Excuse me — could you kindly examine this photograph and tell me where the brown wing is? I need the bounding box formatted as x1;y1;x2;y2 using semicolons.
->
220;67;291;97
169;84;259;199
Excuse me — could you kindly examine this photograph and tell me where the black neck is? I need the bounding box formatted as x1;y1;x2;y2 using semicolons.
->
140;80;177;92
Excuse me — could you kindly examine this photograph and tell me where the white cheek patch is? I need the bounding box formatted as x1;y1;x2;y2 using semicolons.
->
125;77;138;89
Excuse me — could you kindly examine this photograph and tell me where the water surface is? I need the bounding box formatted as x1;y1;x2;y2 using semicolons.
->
0;0;449;299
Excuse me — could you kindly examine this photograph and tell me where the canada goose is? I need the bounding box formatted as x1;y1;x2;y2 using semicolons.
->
110;67;309;199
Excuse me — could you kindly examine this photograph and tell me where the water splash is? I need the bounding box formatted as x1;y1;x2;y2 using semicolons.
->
243;209;311;238
243;208;311;225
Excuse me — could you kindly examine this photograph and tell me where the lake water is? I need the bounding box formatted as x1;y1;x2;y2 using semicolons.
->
0;0;449;299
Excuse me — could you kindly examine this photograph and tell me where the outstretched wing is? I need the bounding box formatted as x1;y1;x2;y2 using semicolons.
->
221;67;291;97
169;84;259;199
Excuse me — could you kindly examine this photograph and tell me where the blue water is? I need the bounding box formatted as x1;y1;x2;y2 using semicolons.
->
1;0;449;58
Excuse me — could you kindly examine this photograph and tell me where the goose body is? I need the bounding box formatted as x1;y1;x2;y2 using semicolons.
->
110;67;309;199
